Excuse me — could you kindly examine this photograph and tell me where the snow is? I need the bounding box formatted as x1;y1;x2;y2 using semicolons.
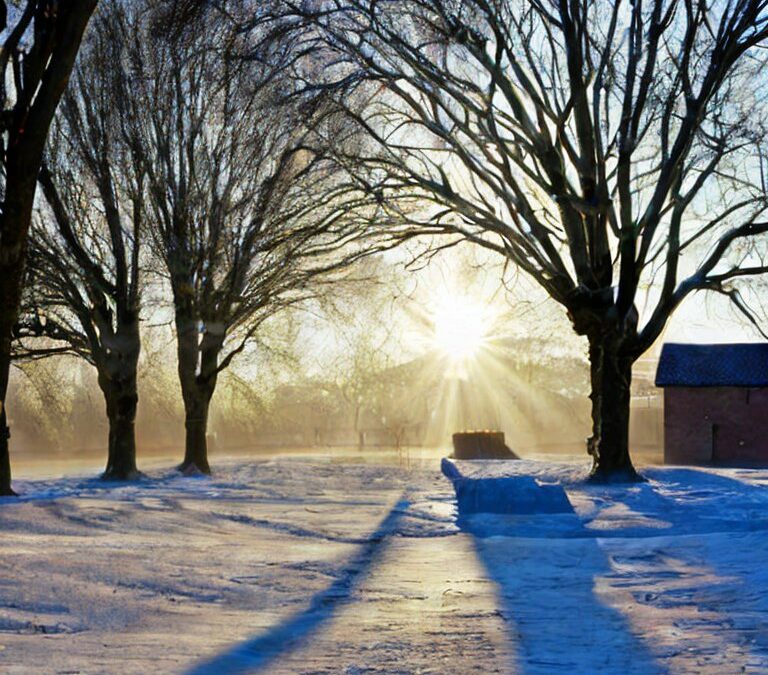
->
442;458;574;515
443;459;768;673
1;455;768;673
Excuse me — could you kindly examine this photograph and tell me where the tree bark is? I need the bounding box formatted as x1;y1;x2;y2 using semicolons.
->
0;171;39;497
0;403;15;496
180;393;212;475
586;335;642;483
175;315;217;475
92;313;142;481
100;375;140;481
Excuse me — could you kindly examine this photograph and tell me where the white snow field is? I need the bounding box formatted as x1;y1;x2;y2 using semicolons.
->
1;455;768;674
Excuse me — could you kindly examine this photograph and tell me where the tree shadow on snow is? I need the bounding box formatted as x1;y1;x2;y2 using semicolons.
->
461;515;665;674
184;495;408;675
456;466;768;674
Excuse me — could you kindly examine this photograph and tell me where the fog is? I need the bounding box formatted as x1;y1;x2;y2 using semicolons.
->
7;250;674;479
13;241;763;480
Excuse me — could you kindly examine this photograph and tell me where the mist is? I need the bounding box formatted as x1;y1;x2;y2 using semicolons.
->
8;249;668;477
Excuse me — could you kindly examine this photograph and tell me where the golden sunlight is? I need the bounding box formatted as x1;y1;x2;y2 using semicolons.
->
430;292;491;362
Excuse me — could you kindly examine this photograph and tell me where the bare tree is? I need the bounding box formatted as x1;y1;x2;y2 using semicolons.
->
17;8;145;480
120;6;376;474
0;1;98;496
331;332;388;448
321;278;404;448
263;0;768;481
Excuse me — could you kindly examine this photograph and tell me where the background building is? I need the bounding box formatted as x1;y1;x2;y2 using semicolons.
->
656;343;768;465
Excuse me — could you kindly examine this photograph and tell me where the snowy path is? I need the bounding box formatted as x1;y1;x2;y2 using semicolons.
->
1;458;768;673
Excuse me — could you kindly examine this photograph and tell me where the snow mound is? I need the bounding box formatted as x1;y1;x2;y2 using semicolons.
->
441;458;574;515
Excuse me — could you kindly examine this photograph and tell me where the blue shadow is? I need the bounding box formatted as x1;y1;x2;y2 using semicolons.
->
452;464;768;673
185;496;408;674
461;515;664;673
443;460;659;674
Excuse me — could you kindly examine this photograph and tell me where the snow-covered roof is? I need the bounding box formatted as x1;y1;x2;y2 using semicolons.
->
655;342;768;387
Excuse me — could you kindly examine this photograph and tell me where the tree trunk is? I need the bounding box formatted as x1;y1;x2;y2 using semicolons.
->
0;5;99;497
0;401;15;497
179;392;212;474
0;185;34;498
175;315;217;475
101;377;140;481
354;405;363;449
0;175;36;497
586;336;642;483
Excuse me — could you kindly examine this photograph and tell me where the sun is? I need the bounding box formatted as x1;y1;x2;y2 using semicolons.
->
431;293;490;362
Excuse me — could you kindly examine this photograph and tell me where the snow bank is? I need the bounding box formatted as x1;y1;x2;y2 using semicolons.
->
441;457;768;539
441;457;574;515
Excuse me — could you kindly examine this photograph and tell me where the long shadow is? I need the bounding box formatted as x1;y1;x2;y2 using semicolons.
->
454;466;768;673
446;465;663;674
583;467;768;538
464;522;664;673
185;495;408;675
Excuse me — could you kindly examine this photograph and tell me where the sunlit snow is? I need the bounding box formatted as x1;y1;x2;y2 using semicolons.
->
1;456;767;673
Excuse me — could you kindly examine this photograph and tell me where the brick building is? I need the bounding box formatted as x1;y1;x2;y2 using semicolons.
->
655;343;768;465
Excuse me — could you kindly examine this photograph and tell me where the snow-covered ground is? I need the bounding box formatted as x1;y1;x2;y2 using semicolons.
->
1;455;767;674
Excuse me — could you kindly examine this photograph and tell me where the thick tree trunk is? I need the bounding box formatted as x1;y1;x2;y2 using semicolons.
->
0;184;36;497
586;336;642;483
0;402;15;497
101;378;140;481
95;316;142;481
0;5;99;497
179;393;212;475
175;315;217;475
0;178;35;497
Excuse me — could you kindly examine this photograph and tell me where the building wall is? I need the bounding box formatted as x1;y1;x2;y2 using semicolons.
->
664;387;768;464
